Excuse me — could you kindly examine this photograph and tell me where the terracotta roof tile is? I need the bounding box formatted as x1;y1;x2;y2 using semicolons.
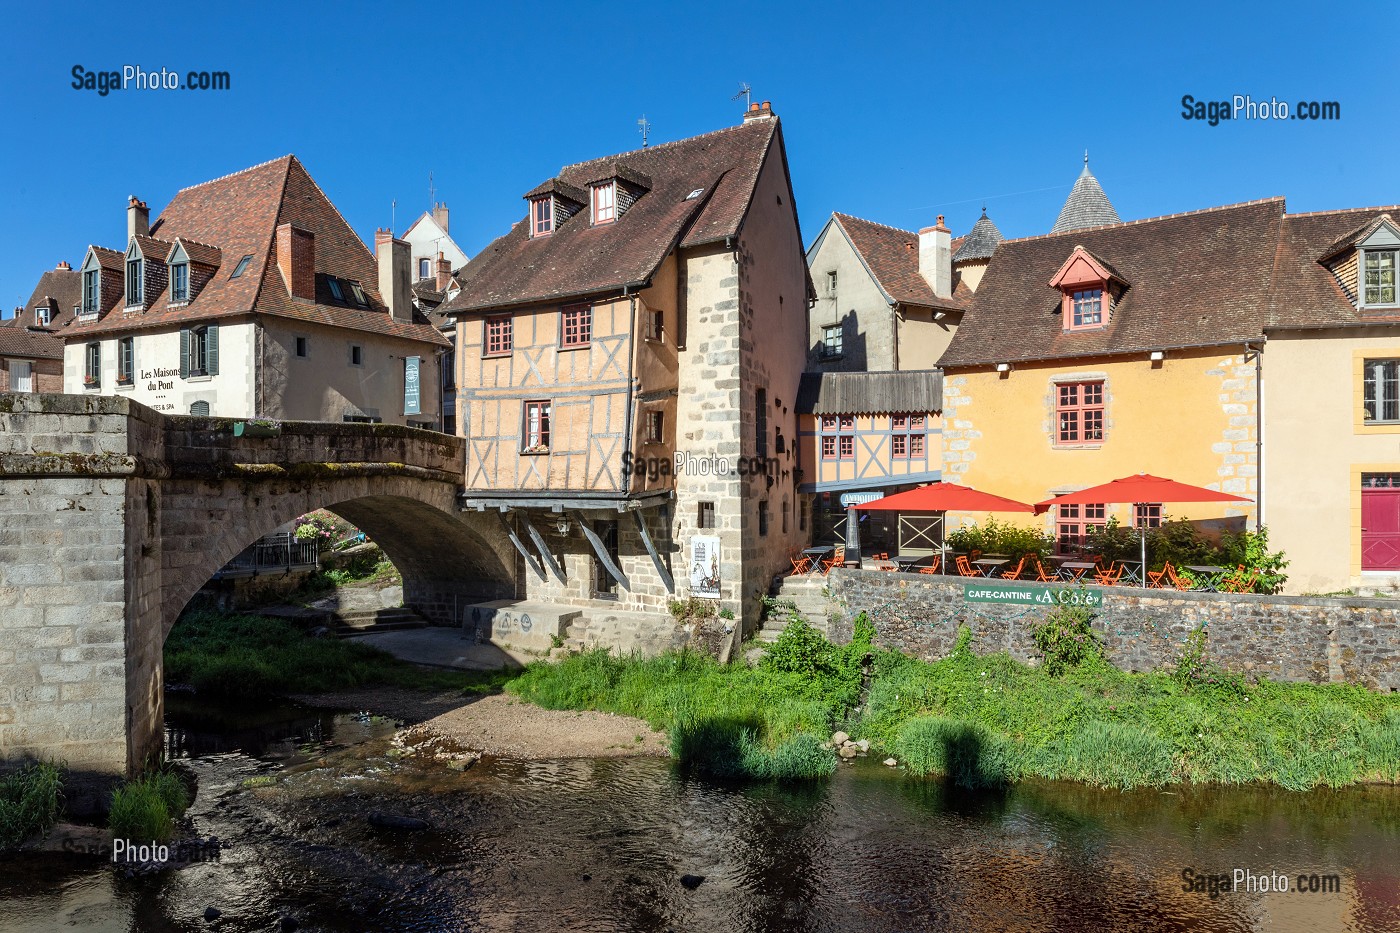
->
19;267;82;331
1268;206;1400;329
0;325;63;359
831;213;967;312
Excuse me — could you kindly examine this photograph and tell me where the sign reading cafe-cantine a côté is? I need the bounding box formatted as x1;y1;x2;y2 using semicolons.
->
962;584;1103;607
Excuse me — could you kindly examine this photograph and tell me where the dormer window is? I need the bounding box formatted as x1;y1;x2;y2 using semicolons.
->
125;256;143;306
36;305;51;326
531;196;554;237
1364;249;1397;307
326;277;344;301
82;269;98;316
171;261;189;303
1071;288;1103;327
1049;245;1122;332
348;282;369;307
591;181;616;225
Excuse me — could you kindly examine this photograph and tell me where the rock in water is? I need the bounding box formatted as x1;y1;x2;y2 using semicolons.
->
679;874;706;890
838;745;858;759
368;811;431;832
203;906;221;921
884;758;898;767
856;739;870;752
831;731;850;746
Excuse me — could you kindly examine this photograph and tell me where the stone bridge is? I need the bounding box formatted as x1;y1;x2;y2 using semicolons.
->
0;394;513;798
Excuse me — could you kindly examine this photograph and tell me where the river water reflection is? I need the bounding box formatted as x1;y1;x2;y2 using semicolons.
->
2;700;1398;932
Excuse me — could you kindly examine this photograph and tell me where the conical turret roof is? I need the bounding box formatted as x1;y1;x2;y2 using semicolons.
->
952;208;1004;263
1051;155;1120;234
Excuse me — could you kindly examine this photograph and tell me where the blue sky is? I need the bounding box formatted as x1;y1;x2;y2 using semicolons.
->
1;0;1393;314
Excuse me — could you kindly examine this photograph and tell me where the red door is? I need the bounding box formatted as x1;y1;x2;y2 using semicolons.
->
1362;480;1400;570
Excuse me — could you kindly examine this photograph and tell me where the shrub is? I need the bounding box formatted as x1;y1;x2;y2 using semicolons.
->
109;771;189;844
671;718;836;781
0;762;62;849
895;716;1013;789
1219;525;1290;593
1031;602;1103;675
947;518;1055;559
762;618;836;677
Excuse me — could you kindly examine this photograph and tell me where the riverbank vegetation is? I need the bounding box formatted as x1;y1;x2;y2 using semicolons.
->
0;761;62;848
109;771;189;843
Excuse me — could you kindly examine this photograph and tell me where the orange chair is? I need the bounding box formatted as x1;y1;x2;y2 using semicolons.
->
1222;566;1259;594
1093;561;1125;586
1000;555;1028;580
918;555;943;575
789;552;813;575
956;555;980;577
1165;563;1194;590
1031;558;1057;582
821;546;845;575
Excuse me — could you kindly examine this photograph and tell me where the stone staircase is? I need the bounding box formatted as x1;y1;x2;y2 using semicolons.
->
333;606;430;638
757;575;832;643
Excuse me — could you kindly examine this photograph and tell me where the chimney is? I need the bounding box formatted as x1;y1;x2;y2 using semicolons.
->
919;215;952;300
742;100;775;123
435;251;453;292
56;261;71;271
127;196;149;238
433;202;450;233
376;228;413;323
275;223;316;302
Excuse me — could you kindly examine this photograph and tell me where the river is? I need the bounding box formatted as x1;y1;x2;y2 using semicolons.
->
2;698;1398;932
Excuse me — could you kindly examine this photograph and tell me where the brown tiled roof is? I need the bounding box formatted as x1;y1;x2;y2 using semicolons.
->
88;246;124;272
832;213;968;312
1268;206;1400;329
445;119;780;314
131;234;174;261
170;236;223;267
19;266;82;330
0;325;63;360
941;198;1286;367
68;156;446;347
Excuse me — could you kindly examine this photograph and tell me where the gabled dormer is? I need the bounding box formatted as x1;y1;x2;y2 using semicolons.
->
1048;245;1127;331
165;237;222;307
123;235;171;312
1322;214;1400;311
77;246;124;322
523;178;588;238
584;162;652;226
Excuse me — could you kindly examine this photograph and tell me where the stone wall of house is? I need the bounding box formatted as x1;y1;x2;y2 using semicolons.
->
823;569;1400;690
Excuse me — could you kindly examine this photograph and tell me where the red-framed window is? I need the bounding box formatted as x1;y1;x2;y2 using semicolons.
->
1057;503;1105;554
1056;381;1105;444
821;435;836;459
484;314;513;356
531;196;554;237
820;414;856;461
560;304;592;348
890;412;926;460
522;400;551;452
1134;503;1163;528
591;182;616;225
1068;288;1104;328
910;434;925;457
839;435;854;459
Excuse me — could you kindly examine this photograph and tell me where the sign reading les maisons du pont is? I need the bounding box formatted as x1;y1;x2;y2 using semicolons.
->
689;535;721;599
963;584;1103;607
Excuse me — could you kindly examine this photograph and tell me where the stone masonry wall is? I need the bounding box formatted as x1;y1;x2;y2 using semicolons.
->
825;569;1400;691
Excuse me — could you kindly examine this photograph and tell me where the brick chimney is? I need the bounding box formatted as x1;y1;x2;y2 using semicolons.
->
432;202;449;233
275;223;316;302
376;229;413;323
918;215;952;300
742;100;775;123
435;251;453;292
127;196;149;238
56;261;71;271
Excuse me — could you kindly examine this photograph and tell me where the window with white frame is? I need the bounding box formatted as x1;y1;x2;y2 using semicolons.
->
821;323;843;358
418;257;432;280
531;197;554;237
117;337;134;384
591;181;616;225
9;360;33;393
1363;249;1398;307
1364;359;1400;423
84;343;100;386
523;400;551;452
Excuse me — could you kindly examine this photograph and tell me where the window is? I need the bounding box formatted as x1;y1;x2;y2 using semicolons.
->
1364;359;1400;423
827;270;837;293
348;282;369;307
189;400;210;417
342;414;383;424
755;388;767;458
1057;503;1106;554
591;181;616;225
484;314;513;356
531;196;554;237
698;501;715;529
800;499;808;532
821;323;843;359
188;326;216;376
1364;250;1398;307
645;410;664;444
418;258;432;280
523;400;551;452
646;309;664;342
9;361;32;393
84;343;100;386
350;345;363;367
1070;288;1103;328
1055;381;1105;444
170;262;189;302
759;500;770;537
819;414;856;461
782;500;789;534
1134;503;1163;529
293;336;308;358
230;254;252;278
35;305;51;326
560;304;591;348
442;349;456;390
117;337;134;384
326;277;344;301
125;257;143;306
83;269;99;315
890;412;926;460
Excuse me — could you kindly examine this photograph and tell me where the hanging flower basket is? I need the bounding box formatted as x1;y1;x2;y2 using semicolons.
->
233;420;281;438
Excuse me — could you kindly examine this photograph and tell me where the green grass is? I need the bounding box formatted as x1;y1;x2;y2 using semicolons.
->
0;761;62;849
164;609;515;700
109;771;190;843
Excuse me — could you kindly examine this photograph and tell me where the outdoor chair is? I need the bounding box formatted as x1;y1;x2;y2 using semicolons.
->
1093;561;1125;586
1000;555;1028;579
918;555;943;575
1146;563;1170;588
1031;557;1057;582
1164;563;1195;591
789;552;812;575
1222;566;1259;594
820;546;845;575
955;555;980;577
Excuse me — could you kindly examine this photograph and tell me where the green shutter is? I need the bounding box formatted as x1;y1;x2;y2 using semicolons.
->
179;328;190;379
207;324;219;376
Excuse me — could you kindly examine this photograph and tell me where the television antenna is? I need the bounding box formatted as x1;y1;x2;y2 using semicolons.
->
638;114;651;148
731;82;751;108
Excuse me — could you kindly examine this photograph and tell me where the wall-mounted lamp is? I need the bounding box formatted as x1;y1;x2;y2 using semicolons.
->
933;311;946;321
995;362;1011;372
1149;350;1165;362
555;517;571;536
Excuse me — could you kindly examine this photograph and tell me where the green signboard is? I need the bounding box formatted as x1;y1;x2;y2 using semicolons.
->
963;584;1103;607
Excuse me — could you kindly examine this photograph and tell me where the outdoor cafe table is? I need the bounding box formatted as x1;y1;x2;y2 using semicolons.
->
1185;564;1228;591
1116;560;1144;586
1058;560;1097;582
894;556;922;572
800;546;834;575
972;558;1009;577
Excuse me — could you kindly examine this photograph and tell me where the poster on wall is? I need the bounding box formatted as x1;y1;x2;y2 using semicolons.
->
404;356;421;416
689;535;721;599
